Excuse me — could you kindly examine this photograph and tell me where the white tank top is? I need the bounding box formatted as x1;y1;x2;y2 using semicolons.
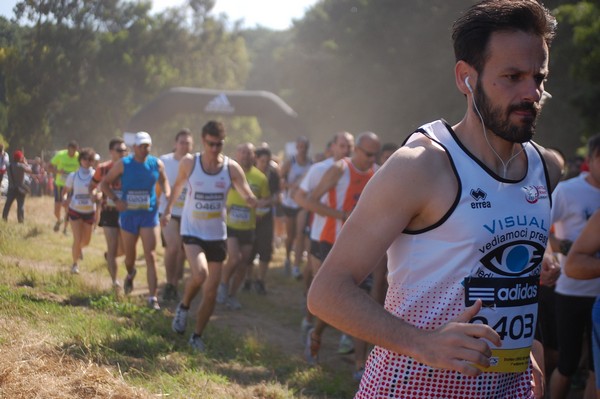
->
282;155;312;208
551;173;600;297
66;167;95;214
158;153;186;216
357;120;551;399
180;154;231;241
299;157;335;241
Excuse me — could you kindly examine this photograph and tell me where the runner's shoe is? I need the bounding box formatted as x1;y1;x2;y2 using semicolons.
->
162;283;178;302
112;281;122;296
254;280;267;295
123;268;137;295
301;317;313;344
148;296;161;311
292;265;302;280
243;280;252;291
53;220;61;232
172;303;189;334
304;328;320;366
188;334;206;352
216;282;228;304
70;264;79;274
225;296;242;310
337;334;355;354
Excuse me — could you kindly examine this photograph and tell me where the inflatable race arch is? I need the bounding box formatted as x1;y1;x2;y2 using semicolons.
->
125;87;304;139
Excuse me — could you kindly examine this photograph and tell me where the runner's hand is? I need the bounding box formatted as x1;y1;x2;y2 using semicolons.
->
114;199;127;212
245;195;258;208
160;212;170;227
540;252;560;287
411;299;501;376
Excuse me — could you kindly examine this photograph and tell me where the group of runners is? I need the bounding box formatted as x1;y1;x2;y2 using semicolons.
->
47;114;399;378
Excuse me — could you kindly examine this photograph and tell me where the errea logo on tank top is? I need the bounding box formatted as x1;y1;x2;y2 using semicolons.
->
470;188;492;209
522;185;548;204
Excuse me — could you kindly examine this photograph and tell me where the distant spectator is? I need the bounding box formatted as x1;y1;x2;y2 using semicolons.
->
30;157;47;197
2;150;32;223
0;144;9;189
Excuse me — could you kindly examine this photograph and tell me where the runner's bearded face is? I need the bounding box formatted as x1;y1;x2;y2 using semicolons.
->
475;79;541;144
472;32;548;144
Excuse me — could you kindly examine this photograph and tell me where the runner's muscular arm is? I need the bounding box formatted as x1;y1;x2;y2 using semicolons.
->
156;159;170;202
564;210;600;280
47;159;58;175
229;160;257;208
279;158;291;190
100;160;126;212
62;176;73;207
307;139;501;377
303;162;346;220
89;167;105;203
160;155;193;226
89;168;101;192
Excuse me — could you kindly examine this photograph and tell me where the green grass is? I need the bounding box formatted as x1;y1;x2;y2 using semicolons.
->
0;197;357;398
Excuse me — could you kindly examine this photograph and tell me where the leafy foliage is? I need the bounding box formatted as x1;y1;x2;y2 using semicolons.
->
0;0;250;155
246;0;594;156
1;0;599;157
555;1;600;137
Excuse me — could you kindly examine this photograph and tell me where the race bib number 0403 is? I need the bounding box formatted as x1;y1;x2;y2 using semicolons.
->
464;275;539;372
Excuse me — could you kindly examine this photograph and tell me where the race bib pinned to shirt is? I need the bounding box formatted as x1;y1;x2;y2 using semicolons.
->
464;275;539;372
126;190;150;210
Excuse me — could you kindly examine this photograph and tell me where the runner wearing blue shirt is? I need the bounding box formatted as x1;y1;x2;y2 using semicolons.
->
101;131;170;310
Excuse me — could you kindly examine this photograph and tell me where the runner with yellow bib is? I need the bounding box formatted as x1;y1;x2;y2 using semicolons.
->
217;142;270;310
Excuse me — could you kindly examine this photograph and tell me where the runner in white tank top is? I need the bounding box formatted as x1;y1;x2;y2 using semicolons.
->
294;131;354;354
161;120;257;353
180;153;231;240
64;148;97;275
158;129;193;302
306;3;564;398
359;121;551;398
280;137;312;277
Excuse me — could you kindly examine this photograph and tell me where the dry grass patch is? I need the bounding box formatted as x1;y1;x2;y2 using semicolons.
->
0;318;150;398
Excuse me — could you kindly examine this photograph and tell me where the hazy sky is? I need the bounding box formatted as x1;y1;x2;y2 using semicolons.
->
0;0;319;30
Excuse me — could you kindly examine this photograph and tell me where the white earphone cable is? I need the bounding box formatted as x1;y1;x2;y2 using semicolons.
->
470;94;526;178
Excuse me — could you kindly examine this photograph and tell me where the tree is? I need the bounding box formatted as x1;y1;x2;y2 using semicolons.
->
244;0;586;156
0;0;251;156
554;1;600;139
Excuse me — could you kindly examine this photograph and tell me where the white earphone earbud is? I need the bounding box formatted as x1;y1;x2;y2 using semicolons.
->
465;76;473;94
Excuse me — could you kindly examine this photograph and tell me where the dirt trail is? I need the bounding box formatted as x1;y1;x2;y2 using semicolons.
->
2;197;357;378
